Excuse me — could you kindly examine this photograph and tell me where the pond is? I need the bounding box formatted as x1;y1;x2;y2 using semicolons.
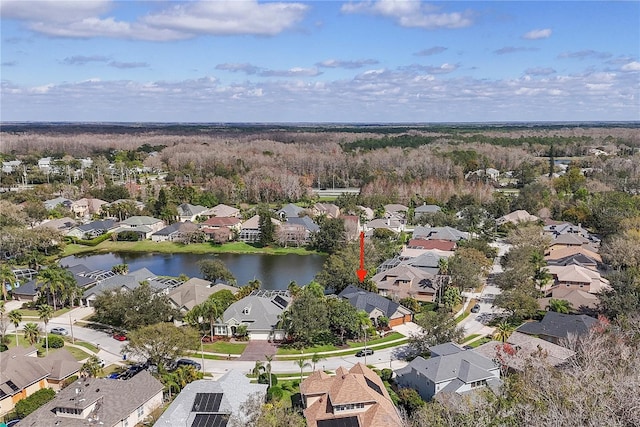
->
59;252;327;290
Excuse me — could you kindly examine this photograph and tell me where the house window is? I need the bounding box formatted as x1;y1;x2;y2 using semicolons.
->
137;406;144;418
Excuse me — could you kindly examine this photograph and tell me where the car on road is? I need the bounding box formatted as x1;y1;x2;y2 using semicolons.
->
355;349;374;357
113;333;127;341
471;304;481;313
175;358;202;371
50;327;69;336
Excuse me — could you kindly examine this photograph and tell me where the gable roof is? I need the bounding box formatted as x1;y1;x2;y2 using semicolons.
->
415;204;442;214
201;216;242;227
168;278;238;311
154;370;268;427
82;267;170;298
384;204;409;213
205;204;240;218
338;285;412;319
278;203;306;218
407;238;456;251
496;210;539;225
0;346;48;397
19;371;164;427
286;216;320;233
177;203;208;218
545;246;602;263
73;219;117;233
516;312;598;341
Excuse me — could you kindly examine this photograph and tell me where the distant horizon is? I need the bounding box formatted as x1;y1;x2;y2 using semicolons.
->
1;1;638;123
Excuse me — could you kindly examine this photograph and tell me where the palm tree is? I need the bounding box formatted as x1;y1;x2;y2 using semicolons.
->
252;360;265;377
493;321;515;343
0;263;17;301
311;353;325;371
295;357;311;384
548;298;572;314
438;257;449;275
25;250;45;271
200;299;221;341
264;354;274;388
8;309;22;346
81;355;104;378
38;304;54;355
23;322;40;345
36;267;64;311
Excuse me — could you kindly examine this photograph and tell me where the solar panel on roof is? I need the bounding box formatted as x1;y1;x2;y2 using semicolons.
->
272;295;288;309
191;413;229;427
191;393;223;413
364;377;383;396
317;416;360;427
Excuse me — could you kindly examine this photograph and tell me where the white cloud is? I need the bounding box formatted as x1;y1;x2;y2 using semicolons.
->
0;0;111;23
522;28;552;40
216;63;262;75
341;0;473;29
4;0;308;40
494;46;539;55
524;67;556;76
142;1;308;36
414;46;448;56
260;67;322;77
400;63;459;74
558;50;613;60
621;61;640;71
317;59;379;69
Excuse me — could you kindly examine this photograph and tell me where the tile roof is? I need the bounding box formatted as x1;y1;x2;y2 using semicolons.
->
301;363;402;427
545;246;602;263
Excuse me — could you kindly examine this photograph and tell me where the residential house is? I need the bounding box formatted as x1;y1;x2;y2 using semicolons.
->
219;290;291;340
43;197;72;211
395;342;501;402
238;215;281;243
538;287;600;312
371;264;441;302
70;197;108;218
357;205;375;221
474;331;575;372
516;311;598;345
277;216;319;246
19;371;163;427
151;221;199;242
546;252;600;271
313;202;341;219
407;238;456;252
11;265;96;302
301;363;403;427
364;217;404;235
200;217;242;243
66;219;117;239
277;203;305;220
547;234;599;255
414;203;442;216
545;264;610;295
203;204;241;218
2;160;21;174
412;226;469;242
82;267;178;307
545;245;602;264
34;217;77;233
496;210;539;226
168;278;238;314
384;204;409;218
102;199;146;219
0;347;81;416
338;285;413;327
38;157;52;170
154;369;268;427
113;215;164;239
466;168;500;182
177;203;208;222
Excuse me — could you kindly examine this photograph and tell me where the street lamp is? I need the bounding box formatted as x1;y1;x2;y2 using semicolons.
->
69;316;75;345
200;334;206;373
362;326;368;365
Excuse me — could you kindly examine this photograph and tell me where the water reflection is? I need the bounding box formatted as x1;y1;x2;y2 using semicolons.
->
60;252;326;290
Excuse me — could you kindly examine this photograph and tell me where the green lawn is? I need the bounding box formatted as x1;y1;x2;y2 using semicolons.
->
62;345;92;361
201;341;247;355
346;332;404;348
3;333;33;349
15;307;72;318
73;341;99;353
63;240;319;257
465;337;492;348
461;334;481;343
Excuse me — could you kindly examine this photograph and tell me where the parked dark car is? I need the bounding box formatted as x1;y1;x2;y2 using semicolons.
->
355;349;374;357
471;304;481;313
175;358;202;371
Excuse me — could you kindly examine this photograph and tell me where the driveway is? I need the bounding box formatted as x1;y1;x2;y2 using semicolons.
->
236;340;277;361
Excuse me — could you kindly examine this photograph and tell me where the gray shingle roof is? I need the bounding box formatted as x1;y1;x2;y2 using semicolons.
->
19;371;163;427
516;312;598;341
338;285;411;318
223;293;291;332
83;267;169;298
154;370;267;427
412;226;469;241
286;216;320;232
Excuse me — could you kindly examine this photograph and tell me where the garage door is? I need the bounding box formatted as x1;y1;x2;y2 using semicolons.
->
249;332;271;340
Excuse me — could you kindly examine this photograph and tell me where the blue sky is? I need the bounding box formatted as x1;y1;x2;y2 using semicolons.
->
1;0;639;123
